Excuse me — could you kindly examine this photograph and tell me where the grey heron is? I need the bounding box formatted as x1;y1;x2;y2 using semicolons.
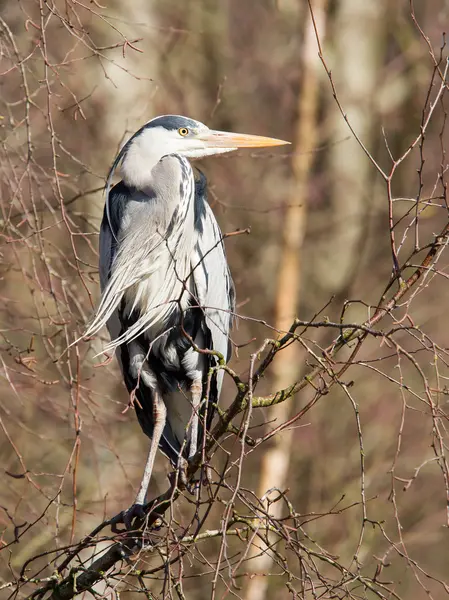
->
86;115;289;526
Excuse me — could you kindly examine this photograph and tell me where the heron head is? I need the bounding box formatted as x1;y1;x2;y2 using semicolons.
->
115;115;290;188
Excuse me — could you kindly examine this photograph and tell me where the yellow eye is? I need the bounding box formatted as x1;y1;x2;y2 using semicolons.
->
178;127;189;137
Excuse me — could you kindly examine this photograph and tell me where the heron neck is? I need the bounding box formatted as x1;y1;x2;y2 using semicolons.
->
120;148;162;189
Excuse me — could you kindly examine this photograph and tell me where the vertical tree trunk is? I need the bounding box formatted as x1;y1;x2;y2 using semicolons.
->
245;3;327;599
246;0;386;595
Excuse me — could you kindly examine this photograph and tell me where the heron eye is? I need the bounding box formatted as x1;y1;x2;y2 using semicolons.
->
178;127;189;137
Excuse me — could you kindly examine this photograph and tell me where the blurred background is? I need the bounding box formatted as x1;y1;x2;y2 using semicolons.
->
1;0;449;598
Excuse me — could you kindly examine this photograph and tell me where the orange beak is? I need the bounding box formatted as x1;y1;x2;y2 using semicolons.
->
198;130;290;149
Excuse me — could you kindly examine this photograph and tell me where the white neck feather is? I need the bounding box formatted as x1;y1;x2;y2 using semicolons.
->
120;131;165;189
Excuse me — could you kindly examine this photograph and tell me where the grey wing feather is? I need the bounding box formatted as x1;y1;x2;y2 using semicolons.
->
98;182;182;463
191;171;235;393
89;175;187;349
98;183;127;342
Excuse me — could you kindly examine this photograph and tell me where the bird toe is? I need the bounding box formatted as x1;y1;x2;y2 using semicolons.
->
110;503;146;533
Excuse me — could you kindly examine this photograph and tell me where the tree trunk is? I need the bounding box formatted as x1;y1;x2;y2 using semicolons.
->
244;3;327;598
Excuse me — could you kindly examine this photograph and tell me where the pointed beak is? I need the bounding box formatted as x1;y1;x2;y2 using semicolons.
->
198;129;290;149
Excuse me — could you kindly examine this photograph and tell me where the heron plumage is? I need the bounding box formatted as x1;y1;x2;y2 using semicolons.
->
90;156;196;352
94;152;233;467
87;115;287;524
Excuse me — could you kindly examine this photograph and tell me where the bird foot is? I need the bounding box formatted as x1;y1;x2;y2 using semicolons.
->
110;503;146;533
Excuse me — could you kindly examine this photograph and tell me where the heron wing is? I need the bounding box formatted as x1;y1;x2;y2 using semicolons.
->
98;180;185;462
90;178;190;347
98;183;125;341
190;171;235;422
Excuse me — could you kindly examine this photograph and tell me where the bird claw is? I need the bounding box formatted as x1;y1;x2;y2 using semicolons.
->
110;503;146;533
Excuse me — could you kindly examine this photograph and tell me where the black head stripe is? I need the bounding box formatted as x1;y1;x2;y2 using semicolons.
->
144;115;201;131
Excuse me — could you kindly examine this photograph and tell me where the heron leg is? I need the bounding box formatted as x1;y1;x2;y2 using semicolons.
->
128;339;165;505
115;392;167;531
112;343;168;530
188;377;202;460
135;391;167;506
